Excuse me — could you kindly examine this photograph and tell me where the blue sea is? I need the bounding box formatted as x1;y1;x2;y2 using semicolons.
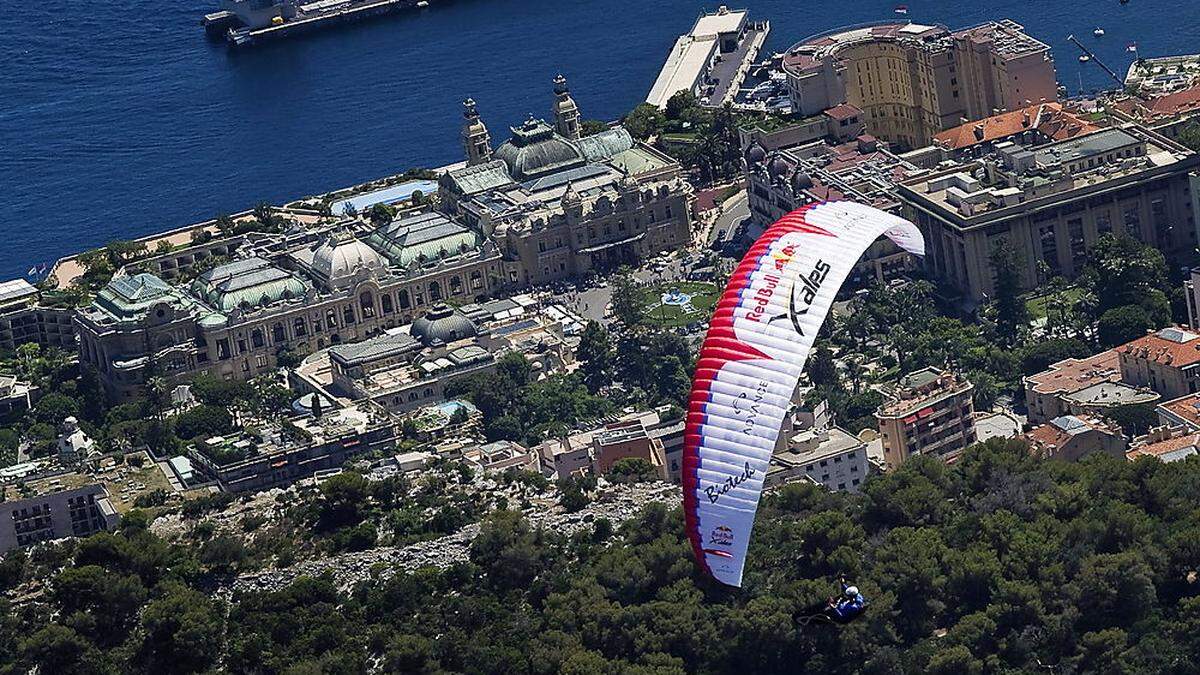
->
1;0;1197;280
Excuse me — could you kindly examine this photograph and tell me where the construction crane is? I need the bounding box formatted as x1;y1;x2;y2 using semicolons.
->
1066;34;1124;87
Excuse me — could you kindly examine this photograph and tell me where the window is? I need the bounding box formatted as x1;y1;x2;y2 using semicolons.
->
272;322;286;344
343;306;355;325
251;329;265;349
834;456;842;463
838;483;846;490
852;478;860;486
398;289;411;309
255;355;268;367
294;318;307;337
450;276;463;295
326;309;339;329
381;294;394;314
360;292;375;318
821;474;829;481
819;460;827;467
429;281;442;302
806;464;814;471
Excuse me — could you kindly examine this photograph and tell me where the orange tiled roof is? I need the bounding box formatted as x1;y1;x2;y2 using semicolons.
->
1157;392;1200;428
1023;423;1071;449
1127;431;1200;460
1026;350;1120;395
1120;328;1200;369
1145;85;1200;118
933;103;1101;150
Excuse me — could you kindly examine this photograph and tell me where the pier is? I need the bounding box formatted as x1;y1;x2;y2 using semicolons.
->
647;6;771;109
202;0;432;48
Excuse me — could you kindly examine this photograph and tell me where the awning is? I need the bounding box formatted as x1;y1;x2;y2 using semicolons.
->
917;407;934;418
579;233;645;254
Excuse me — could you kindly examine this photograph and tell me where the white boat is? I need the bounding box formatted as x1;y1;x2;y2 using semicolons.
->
1079;54;1091;63
1093;28;1105;37
417;0;429;6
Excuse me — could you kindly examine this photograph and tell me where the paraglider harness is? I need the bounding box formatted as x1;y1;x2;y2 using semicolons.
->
794;576;868;626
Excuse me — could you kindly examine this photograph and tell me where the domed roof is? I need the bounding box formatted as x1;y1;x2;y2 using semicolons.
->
767;154;794;178
745;142;766;165
493;116;586;181
312;233;386;283
791;171;813;192
411;304;478;346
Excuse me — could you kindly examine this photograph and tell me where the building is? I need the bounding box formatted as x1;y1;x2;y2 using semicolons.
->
535;409;680;480
1109;85;1200;141
928;102;1101;158
187;403;395;493
744;134;922;285
0;374;36;415
1125;54;1200;97
1118;326;1200;401
1022;414;1126;462
782;20;1057;150
1024;350;1160;424
0;484;118;554
766;425;869;492
0;279;76;353
77;223;506;401
441;80;693;286
319;299;574;415
56;417;96;466
646;6;769;109
1155;392;1200;431
1128;425;1200;462
76;78;692;401
898;124;1200;302
464;440;540;474
591;419;668;480
1183;268;1200;331
876;367;976;467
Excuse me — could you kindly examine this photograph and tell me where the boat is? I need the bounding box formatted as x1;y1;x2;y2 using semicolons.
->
417;0;428;6
1079;54;1091;63
1093;27;1105;37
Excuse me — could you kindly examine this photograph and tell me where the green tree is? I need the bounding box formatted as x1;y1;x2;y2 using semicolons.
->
1020;337;1091;375
171;404;232;440
608;458;660;483
136;582;224;674
314;471;370;531
577;320;614;393
611;272;645;328
580;119;609;136
1097;305;1152;347
989;239;1029;346
808;342;839;387
624;104;665;141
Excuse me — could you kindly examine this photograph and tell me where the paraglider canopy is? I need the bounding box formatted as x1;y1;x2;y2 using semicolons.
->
682;201;924;587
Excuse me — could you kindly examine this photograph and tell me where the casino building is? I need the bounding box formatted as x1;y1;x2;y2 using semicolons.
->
76;76;694;400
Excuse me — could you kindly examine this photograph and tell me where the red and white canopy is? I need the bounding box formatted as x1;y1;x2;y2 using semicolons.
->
683;201;924;587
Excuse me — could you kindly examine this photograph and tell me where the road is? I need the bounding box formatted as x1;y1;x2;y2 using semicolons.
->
702;191;749;250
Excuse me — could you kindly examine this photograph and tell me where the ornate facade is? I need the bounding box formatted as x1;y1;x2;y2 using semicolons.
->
77;76;695;400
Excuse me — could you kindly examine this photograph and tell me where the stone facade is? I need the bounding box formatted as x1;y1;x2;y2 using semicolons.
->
783;20;1057;150
897;124;1200;303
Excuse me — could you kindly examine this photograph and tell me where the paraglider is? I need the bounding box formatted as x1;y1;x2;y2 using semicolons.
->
682;201;925;588
795;576;869;626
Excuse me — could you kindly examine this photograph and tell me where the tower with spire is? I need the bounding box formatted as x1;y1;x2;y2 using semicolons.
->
461;98;493;166
552;74;581;141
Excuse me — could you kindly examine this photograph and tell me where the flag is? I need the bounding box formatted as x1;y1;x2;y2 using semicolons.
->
895;5;909;14
1127;42;1138;53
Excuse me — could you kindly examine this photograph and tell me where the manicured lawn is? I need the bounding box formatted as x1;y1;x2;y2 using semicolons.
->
1025;287;1082;320
642;281;719;327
